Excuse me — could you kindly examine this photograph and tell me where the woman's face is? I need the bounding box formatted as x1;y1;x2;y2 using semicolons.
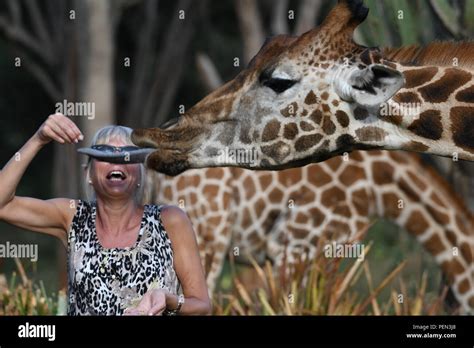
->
89;138;141;202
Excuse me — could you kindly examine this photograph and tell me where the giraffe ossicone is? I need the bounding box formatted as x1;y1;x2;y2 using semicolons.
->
132;0;474;175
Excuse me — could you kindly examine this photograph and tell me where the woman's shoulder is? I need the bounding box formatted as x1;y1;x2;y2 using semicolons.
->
155;205;190;235
158;205;188;224
154;205;195;253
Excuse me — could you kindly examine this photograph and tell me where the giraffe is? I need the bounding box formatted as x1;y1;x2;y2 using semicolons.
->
132;0;474;175
147;150;474;313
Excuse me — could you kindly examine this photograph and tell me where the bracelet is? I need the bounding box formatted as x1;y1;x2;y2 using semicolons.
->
164;294;185;316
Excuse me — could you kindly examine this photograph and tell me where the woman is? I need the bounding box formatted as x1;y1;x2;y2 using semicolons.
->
0;113;211;315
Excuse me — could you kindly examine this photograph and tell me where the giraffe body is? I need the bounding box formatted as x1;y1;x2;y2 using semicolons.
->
149;150;474;313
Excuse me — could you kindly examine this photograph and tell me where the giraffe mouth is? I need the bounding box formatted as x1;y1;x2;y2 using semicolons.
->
131;127;199;175
145;148;190;176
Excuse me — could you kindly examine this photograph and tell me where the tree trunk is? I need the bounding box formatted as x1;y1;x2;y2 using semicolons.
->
55;0;116;289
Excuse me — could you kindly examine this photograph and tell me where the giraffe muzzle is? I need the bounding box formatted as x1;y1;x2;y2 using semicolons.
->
132;126;201;175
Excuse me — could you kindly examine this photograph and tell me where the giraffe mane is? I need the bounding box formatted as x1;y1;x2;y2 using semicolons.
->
383;41;474;69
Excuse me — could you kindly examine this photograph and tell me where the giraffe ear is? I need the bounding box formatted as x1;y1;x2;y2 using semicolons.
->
347;64;405;108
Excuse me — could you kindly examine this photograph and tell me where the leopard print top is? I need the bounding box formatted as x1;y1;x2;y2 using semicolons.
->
67;200;180;315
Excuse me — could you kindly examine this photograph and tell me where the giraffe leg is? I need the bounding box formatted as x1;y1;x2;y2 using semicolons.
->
202;237;233;295
267;199;369;265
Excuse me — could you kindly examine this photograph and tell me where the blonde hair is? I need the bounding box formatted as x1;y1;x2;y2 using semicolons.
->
85;125;146;204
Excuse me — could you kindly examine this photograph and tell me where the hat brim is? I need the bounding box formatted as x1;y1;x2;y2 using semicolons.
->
77;147;155;164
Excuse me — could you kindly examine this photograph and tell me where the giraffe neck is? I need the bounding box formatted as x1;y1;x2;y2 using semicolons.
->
374;63;474;160
372;152;474;312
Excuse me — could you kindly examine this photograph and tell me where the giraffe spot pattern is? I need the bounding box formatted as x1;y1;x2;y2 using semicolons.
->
304;90;318;104
336;134;356;151
336;110;349;127
307;165;332;186
458;278;470;294
404;141;430;152
278;169;302;186
455;85;474;103
321;186;346;208
310;109;323;124
258;174;272;191
372;161;394;185
426;205;450;225
262;120;281;142
326;156;343;171
300;121;315;131
339;165;365;186
407;171;427;191
442;259;465;277
262;209;281;232
308;207;325;227
403;67;438;88
243;176;256;200
407;110;443;140
239;123;252;144
262;141;291;162
354;107;369;120
295;134;323;152
461;243;473;264
450;107;474;153
419;68;471;103
283;123;298;139
405;210;429;236
333;204;351;218
399;177;420;202
423;234;445;256
322;116;336;135
355;126;388;142
289;226;309;239
382;192;401;218
456;215;471;236
393;91;422;104
445;230;457;246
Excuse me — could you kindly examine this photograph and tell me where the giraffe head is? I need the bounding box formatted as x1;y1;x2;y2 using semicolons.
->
132;0;406;175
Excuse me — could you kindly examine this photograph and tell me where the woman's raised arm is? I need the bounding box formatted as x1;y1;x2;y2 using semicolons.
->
0;113;83;246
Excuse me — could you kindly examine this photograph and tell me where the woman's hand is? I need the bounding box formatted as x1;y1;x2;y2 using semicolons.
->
35;113;83;145
123;289;170;316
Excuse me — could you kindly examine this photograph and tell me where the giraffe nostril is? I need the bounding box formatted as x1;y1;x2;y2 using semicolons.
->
159;116;181;130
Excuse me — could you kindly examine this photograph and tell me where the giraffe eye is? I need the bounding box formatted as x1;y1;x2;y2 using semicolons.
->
259;69;297;94
262;77;297;94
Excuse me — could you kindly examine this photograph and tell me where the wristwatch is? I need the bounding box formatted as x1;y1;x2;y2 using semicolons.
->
164;294;185;316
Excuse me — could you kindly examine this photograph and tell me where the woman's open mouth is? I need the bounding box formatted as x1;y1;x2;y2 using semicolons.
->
106;170;127;182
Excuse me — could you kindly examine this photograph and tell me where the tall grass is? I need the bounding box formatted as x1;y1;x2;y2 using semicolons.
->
213;242;447;315
0;250;447;316
0;258;66;315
